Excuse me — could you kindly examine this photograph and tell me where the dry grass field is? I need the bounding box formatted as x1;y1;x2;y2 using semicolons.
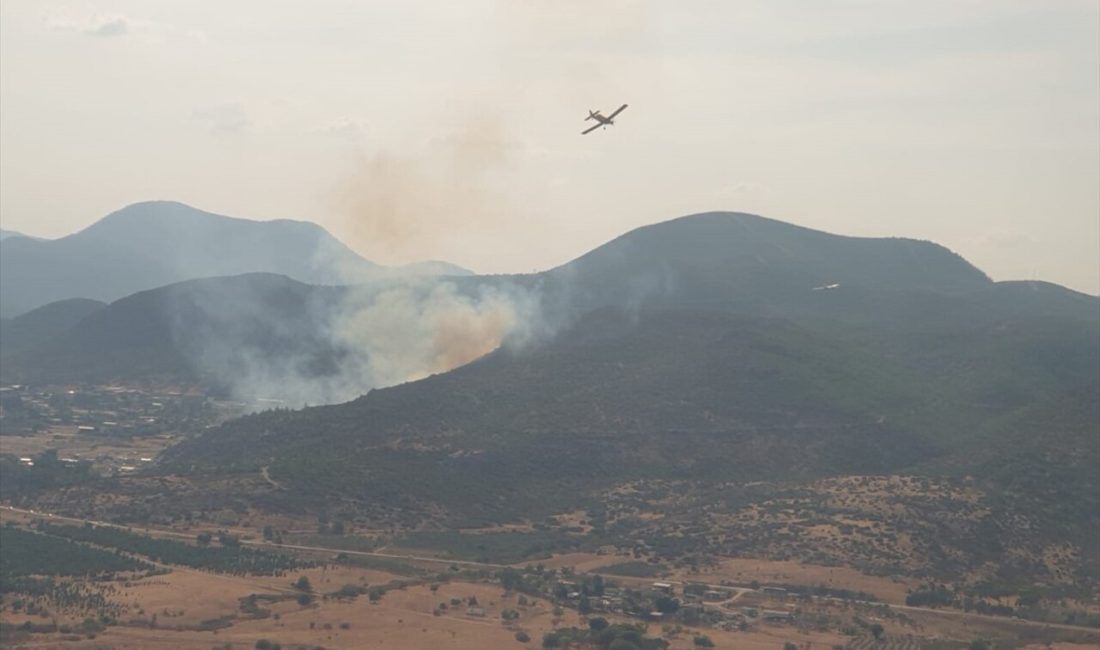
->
2;569;851;650
680;557;917;604
3;530;1098;650
0;426;175;471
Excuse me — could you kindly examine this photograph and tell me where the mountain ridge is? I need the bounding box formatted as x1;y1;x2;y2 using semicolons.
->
6;208;1096;588
10;210;1089;391
0;201;469;317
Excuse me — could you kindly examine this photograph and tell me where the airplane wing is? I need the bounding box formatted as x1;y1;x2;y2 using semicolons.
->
607;104;628;119
581;123;601;135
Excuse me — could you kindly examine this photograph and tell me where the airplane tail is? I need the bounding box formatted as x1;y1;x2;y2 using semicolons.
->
586;110;597;121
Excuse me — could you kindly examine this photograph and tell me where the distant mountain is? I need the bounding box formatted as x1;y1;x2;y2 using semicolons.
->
0;298;106;361
396;260;475;277
0;274;351;394
0;201;468;317
0;228;35;241
10;212;1096;391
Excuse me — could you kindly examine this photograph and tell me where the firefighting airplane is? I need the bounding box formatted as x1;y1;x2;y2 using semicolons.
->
581;104;628;134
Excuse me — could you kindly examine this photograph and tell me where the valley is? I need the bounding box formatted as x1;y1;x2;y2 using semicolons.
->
4;1;1097;646
1;499;1097;650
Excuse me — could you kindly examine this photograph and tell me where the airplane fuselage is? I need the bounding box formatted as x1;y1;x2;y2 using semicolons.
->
587;111;614;125
582;104;627;135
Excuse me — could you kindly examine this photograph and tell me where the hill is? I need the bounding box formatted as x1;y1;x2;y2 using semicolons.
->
0;201;467;317
0;298;106;361
148;213;1097;584
1;212;1014;394
159;297;1097;585
10;212;1096;403
0;274;354;398
0;228;37;241
8;209;1096;589
533;212;992;315
164;290;1097;504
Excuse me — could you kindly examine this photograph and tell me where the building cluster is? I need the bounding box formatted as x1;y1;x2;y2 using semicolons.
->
0;383;242;473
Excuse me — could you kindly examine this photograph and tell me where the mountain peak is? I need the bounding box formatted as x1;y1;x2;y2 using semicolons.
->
555;210;991;299
0;201;376;317
81;201;323;238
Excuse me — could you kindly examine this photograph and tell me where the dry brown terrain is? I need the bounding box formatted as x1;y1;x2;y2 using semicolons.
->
3;569;849;650
3;534;1098;649
0;426;175;471
521;552;630;573
680;557;916;604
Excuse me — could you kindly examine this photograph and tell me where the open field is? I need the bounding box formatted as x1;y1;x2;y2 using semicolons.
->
0;426;175;473
531;552;632;573
2;506;1099;649
2;567;852;650
681;557;917;604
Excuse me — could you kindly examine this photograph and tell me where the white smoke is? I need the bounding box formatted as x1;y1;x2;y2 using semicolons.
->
168;273;549;408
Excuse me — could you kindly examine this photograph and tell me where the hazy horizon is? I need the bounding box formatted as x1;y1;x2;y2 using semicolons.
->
2;1;1097;293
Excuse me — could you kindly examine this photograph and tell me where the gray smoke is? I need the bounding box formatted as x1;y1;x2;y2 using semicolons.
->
161;1;660;405
167;272;550;408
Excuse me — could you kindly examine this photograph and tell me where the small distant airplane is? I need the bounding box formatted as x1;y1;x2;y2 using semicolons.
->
582;104;628;135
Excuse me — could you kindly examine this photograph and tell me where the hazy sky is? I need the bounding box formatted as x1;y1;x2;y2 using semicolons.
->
2;1;1097;293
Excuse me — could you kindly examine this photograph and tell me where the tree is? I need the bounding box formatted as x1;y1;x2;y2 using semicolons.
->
500;568;523;591
870;623;884;640
296;592;313;606
579;595;592;614
294;576;312;592
588;617;609;631
693;635;714;648
783;643;798;650
196;532;212;546
542;632;561;648
515;631;531;643
969;641;990;650
654;596;680;614
592;574;605;596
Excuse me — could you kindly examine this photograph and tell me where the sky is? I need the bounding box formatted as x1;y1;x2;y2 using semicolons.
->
1;1;1097;293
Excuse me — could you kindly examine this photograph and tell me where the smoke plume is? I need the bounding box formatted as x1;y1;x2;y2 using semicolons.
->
331;116;516;268
170;2;660;406
168;274;547;408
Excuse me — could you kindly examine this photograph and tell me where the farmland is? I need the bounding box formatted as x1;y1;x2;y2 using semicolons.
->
1;505;1098;650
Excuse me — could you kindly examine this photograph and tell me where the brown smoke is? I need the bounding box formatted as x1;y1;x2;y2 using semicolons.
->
330;280;539;389
332;115;514;266
428;293;517;374
314;1;656;394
